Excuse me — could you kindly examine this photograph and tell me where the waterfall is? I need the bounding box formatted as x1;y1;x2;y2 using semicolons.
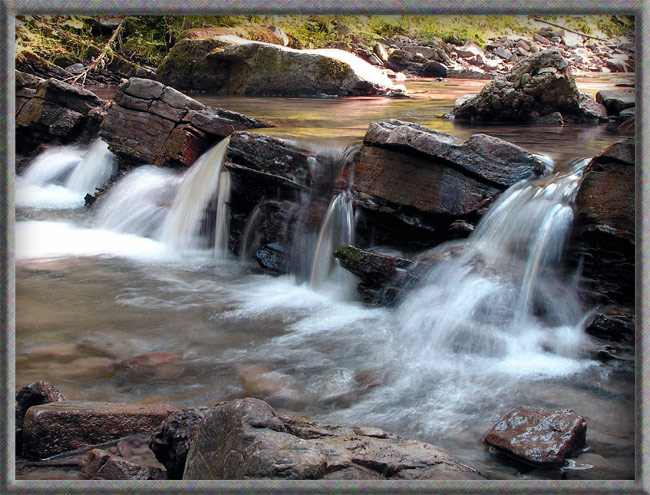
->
93;165;182;237
65;139;117;194
213;170;231;258
398;163;589;360
157;138;230;255
19;145;84;187
309;190;355;289
239;204;264;263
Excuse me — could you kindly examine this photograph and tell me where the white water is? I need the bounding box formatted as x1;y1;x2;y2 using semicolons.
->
214;170;231;258
17;140;116;209
158;138;230;255
65;139;117;193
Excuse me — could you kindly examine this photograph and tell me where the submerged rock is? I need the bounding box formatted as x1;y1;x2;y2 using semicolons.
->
149;407;213;479
453;50;608;124
16;72;105;153
572;139;635;305
183;398;483;480
351;120;545;248
99;77;269;169
22;401;177;459
485;406;587;466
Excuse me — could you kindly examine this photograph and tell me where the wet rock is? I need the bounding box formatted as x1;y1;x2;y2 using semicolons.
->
572;139;635;305
83;449;166;480
584;306;635;343
22;401;177;459
121;352;185;380
595;90;635;116
149;407;213;479
453;50;607;124
203;36;391;96
16;381;67;454
333;245;412;285
16;72;105;153
422;60;447;77
534;111;564;125
255;243;290;276
485;406;587;466
351;120;545;248
183;398;483;480
99;78;268;168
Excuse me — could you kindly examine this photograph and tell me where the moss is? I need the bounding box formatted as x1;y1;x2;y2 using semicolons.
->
317;57;353;81
334;245;366;263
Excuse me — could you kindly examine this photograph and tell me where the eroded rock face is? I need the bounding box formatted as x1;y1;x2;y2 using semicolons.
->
351;120;545;247
453;50;607;124
149;407;213;479
22;401;177;459
572;139;635;305
485;406;587;466
183;398;483;480
16;72;105;153
99;78;269;168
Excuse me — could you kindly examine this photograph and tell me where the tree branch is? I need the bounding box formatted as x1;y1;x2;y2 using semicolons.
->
532;18;608;42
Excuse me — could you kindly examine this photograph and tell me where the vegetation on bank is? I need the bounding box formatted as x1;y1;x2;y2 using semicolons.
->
16;14;635;70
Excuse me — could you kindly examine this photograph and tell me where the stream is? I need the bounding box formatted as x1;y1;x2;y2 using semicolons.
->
15;75;635;480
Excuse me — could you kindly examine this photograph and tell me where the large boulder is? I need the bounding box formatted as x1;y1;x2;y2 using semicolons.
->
160;35;392;96
453;50;608;124
571;139;635;306
485;406;587;466
350;120;546;248
99;78;269;168
16;72;105;153
15;381;67;454
183;398;483;480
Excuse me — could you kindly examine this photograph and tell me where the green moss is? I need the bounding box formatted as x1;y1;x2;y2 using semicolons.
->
317;57;353;81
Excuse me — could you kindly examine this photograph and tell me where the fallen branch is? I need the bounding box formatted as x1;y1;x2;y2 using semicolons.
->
532;18;608;42
67;18;126;87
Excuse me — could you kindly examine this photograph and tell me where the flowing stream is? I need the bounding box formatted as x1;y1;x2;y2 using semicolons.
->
15;77;634;480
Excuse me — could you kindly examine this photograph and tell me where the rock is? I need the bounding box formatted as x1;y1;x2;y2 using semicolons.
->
333;245;413;285
493;47;512;60
618;107;635;123
422;60;447;78
373;42;389;63
584;306;635;342
605;58;628;73
454;41;486;64
386;49;414;72
595;90;635;116
534;111;564;125
99;78;268;168
149;407;213;479
121;352;185;380
485;406;587;466
16;73;105;153
534;33;551;45
350;120;544;249
453;50;607;123
255;243;290;275
15;381;67;454
266;25;289;46
201;36;392;96
578;94;609;122
447;66;491;79
82;449;166;480
183;398;483;480
572;140;635;305
22;401;177;459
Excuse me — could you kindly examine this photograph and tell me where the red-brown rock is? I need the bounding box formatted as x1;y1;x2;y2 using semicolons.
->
485;406;587;466
22;401;178;459
82;449;166;480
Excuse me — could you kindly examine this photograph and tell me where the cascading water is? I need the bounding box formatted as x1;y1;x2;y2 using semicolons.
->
65;139;117;194
157;138;230;256
16;139;116;209
398;162;590;360
93;165;182;237
213;170;231;257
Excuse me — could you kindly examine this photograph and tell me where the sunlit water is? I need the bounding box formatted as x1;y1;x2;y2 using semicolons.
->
16;76;634;480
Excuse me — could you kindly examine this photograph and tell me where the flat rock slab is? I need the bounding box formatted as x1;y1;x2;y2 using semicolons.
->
83;449;166;480
22;401;178;459
183;398;483;480
595;90;635;115
485;406;587;466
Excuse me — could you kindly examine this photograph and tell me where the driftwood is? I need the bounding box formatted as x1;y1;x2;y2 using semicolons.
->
532;17;608;42
67;18;126;87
